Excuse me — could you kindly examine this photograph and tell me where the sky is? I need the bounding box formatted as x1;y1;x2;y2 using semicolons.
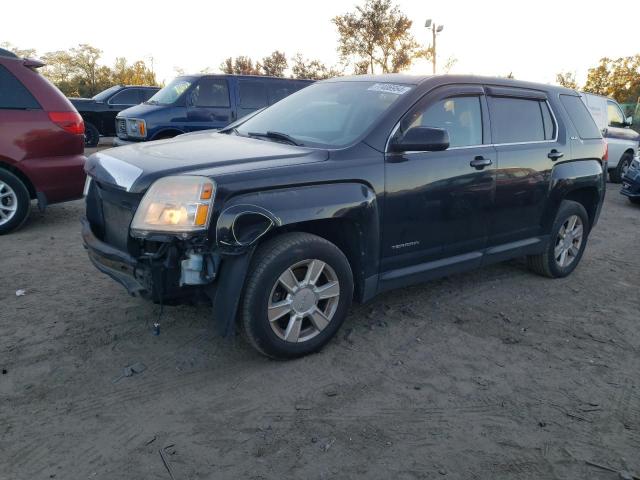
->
4;0;639;86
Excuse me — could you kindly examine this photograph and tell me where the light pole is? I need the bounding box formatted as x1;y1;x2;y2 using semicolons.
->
425;19;444;75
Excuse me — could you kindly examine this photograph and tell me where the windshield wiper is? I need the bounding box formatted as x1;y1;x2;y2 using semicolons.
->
145;100;158;105
248;131;303;146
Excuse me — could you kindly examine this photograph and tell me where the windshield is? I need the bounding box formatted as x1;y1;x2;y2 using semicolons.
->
235;81;413;148
147;77;194;105
92;86;121;102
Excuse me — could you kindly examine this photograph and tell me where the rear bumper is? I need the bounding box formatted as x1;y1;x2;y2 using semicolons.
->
20;154;86;204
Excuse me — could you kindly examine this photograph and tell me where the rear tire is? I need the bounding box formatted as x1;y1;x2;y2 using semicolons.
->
241;232;353;359
84;122;100;148
527;200;589;278
610;152;633;183
0;169;31;235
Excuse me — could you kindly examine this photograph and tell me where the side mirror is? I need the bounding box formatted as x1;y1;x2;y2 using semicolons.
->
390;126;450;153
625;116;633;127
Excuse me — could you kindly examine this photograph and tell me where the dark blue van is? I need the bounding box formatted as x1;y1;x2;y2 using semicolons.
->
113;74;313;145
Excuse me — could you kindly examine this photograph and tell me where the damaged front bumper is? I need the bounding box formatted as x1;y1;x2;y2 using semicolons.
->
81;218;216;303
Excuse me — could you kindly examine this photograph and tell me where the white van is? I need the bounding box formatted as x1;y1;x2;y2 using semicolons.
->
580;93;639;182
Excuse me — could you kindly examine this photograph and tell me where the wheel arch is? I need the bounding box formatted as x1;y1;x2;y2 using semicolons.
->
150;128;184;140
0;160;36;199
544;160;605;233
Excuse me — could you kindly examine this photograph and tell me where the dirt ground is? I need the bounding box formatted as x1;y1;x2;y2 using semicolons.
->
1;174;639;480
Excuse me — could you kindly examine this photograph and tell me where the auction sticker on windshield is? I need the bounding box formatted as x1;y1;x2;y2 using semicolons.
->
367;83;412;95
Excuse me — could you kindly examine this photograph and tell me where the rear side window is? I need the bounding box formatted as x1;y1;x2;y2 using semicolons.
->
560;94;601;139
239;80;268;109
140;89;157;102
109;89;140;105
488;97;552;143
0;65;40;110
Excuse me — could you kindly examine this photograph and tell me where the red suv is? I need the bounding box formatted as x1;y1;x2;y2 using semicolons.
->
0;48;86;234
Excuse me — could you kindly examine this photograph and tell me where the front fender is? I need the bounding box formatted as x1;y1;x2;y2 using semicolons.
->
210;183;380;332
216;182;379;262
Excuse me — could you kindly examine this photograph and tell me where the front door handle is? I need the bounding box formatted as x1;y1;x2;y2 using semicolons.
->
470;156;493;170
548;149;564;161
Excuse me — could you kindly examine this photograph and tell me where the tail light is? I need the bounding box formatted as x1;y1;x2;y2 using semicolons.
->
48;111;85;135
602;140;608;162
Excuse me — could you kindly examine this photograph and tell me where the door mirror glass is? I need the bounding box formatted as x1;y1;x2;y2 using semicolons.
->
625;116;633;127
390;126;450;152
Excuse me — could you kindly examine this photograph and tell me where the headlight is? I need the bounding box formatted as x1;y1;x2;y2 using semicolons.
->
126;118;146;138
131;176;215;237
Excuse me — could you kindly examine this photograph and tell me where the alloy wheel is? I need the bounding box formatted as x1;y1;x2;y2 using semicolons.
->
554;214;583;268
0;181;18;226
267;259;341;343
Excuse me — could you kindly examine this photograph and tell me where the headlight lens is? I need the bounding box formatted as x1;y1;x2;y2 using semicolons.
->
131;176;215;237
126;118;146;138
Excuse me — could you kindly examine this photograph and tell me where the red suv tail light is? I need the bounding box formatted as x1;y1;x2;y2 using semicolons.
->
48;111;85;135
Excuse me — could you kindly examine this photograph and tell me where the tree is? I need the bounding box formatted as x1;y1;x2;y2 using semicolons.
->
259;51;288;77
583;55;640;103
0;42;36;58
332;0;425;74
219;56;261;75
290;53;342;80
556;71;578;90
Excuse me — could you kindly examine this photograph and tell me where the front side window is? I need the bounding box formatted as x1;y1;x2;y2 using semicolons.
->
190;78;230;108
404;96;483;148
109;89;140;105
93;85;121;102
236;81;413;148
0;65;40;110
147;77;194;105
607;101;625;127
488;97;550;143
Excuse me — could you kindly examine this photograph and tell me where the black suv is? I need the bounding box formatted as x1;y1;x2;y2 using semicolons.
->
70;85;159;146
82;75;606;358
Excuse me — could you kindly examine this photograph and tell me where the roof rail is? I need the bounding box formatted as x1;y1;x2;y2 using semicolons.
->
0;48;19;58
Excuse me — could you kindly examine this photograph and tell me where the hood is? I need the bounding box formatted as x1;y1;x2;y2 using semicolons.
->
85;131;328;193
117;102;165;118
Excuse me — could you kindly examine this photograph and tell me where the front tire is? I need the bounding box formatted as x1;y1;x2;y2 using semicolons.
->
610;152;633;183
527;200;589;278
0;169;31;235
629;197;640;205
241;232;353;359
84;122;100;148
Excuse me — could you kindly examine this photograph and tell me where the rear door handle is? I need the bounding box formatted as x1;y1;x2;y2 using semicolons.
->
470;156;493;169
548;149;564;161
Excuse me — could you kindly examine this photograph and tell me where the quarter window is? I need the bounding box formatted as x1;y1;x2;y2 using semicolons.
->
405;96;483;148
559;95;602;139
192;78;230;108
488;97;551;143
0;65;40;110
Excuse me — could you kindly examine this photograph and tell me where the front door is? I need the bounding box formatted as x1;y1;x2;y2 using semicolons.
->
186;77;233;131
382;85;495;274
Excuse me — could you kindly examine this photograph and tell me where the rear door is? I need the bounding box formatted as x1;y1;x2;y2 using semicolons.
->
185;77;233;131
382;84;495;273
485;87;562;245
